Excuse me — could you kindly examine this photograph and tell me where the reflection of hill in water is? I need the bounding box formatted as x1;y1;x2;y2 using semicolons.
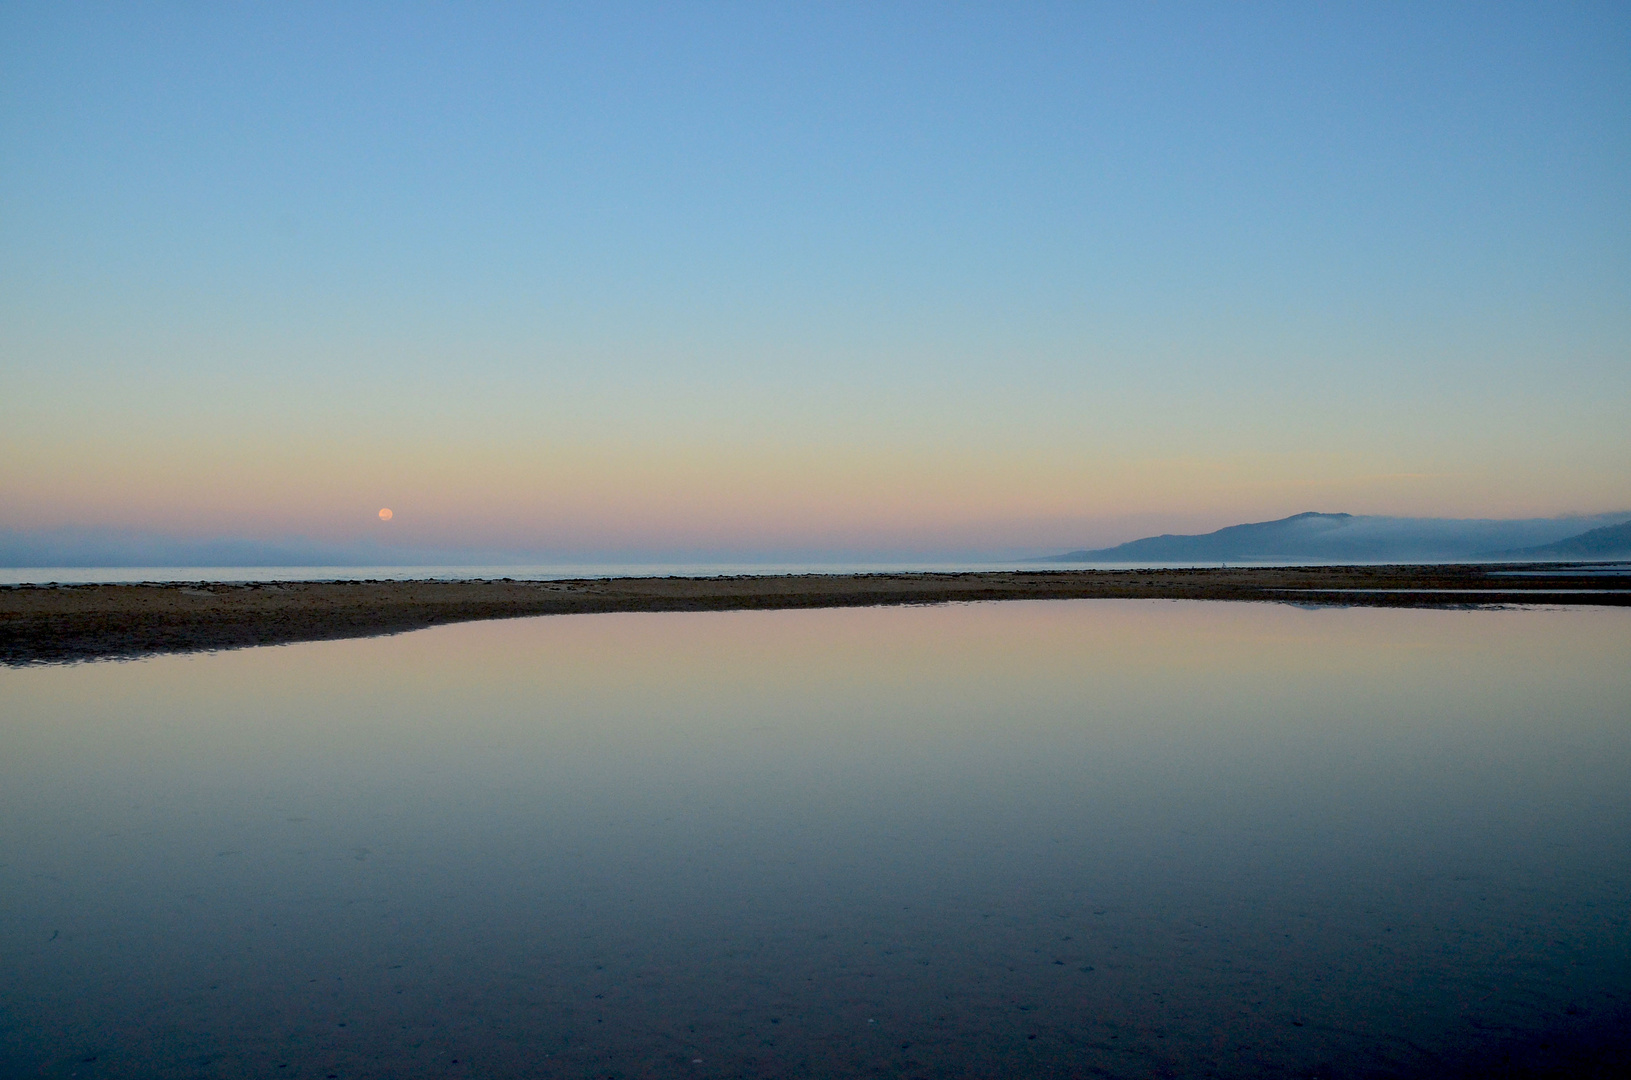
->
1049;511;1631;563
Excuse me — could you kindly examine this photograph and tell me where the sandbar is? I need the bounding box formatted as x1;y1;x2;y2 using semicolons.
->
3;564;1626;664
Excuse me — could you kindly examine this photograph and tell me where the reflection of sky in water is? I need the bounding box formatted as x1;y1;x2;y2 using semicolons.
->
3;601;1629;1077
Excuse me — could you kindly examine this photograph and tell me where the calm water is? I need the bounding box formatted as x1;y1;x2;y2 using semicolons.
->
1;564;1058;587
3;600;1629;1078
8;555;1603;586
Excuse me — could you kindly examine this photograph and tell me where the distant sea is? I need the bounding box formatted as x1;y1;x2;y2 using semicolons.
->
0;562;1059;586
5;557;1628;586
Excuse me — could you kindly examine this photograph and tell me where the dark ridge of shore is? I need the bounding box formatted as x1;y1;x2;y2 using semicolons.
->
2;564;1627;665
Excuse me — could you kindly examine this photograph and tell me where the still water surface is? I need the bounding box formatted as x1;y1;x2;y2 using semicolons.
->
3;600;1629;1078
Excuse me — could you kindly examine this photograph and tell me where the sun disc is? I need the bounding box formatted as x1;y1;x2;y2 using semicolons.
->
378;508;393;521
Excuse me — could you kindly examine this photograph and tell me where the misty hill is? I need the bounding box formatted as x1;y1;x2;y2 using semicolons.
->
1505;519;1631;559
1046;511;1631;564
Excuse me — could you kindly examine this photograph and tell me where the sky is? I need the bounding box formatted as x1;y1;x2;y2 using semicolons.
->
3;2;1628;561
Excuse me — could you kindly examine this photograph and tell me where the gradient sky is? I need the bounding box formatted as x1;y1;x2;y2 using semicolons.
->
3;2;1628;559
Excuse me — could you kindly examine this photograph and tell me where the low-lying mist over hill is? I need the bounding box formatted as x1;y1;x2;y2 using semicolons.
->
1047;512;1631;564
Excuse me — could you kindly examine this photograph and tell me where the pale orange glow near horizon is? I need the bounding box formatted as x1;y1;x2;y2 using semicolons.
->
2;419;1629;557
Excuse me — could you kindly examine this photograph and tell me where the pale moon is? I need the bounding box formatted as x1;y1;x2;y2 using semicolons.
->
378;508;393;521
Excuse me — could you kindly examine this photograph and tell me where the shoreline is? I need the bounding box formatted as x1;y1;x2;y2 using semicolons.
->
3;564;1628;665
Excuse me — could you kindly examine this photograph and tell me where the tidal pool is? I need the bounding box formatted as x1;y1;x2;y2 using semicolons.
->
3;600;1629;1078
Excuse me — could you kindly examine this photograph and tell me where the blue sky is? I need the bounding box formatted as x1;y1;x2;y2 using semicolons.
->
2;2;1627;559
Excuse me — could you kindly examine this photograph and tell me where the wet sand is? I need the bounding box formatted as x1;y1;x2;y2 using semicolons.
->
3;563;1627;664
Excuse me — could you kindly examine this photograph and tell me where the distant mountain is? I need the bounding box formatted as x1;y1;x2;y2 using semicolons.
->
1504;519;1631;559
1045;511;1631;564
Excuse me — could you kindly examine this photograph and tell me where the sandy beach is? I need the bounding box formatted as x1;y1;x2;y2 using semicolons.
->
2;563;1625;664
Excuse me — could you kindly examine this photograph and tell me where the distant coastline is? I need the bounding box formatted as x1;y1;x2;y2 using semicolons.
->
11;512;1629;578
1047;511;1631;564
